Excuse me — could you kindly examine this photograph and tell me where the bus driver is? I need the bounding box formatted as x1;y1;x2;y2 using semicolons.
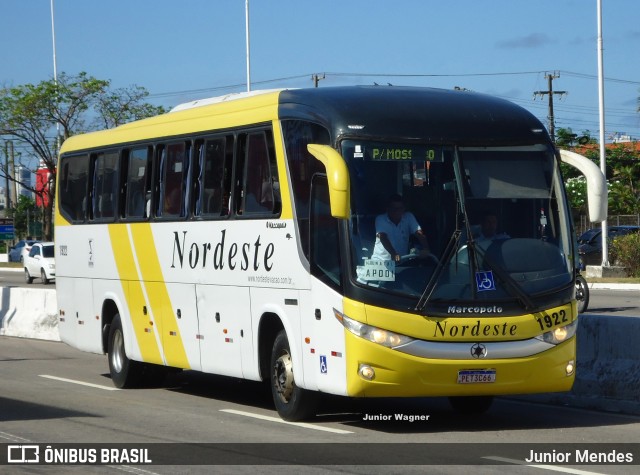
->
371;194;431;262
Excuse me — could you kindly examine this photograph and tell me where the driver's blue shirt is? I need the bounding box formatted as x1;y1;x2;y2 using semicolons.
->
371;212;422;261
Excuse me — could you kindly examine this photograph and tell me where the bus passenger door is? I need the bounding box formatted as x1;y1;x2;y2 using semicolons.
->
196;285;249;378
300;175;348;395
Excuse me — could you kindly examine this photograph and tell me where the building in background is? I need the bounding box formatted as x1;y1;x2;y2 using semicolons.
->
36;166;53;208
17;166;33;199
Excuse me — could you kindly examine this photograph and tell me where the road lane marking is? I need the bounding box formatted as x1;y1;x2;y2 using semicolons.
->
39;374;120;391
220;409;353;434
483;456;606;475
108;466;162;475
0;431;31;442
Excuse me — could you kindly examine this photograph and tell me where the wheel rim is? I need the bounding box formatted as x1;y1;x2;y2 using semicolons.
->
24;270;30;282
41;269;46;281
273;350;294;403
112;329;124;373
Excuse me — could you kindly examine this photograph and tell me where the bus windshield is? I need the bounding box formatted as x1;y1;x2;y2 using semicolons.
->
343;141;573;308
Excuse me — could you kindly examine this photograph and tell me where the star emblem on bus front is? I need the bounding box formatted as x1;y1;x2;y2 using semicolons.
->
470;343;487;359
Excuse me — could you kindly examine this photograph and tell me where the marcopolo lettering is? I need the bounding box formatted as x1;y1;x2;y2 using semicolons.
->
171;230;275;271
447;305;503;314
434;319;517;338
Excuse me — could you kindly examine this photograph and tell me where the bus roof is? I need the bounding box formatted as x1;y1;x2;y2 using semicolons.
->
277;86;550;146
60;86;550;154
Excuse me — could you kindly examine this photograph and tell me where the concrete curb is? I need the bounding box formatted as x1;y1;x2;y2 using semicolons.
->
589;283;640;291
515;313;640;415
1;286;639;415
0;287;60;341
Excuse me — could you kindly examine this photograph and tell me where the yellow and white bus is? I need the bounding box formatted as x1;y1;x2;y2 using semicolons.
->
55;86;606;420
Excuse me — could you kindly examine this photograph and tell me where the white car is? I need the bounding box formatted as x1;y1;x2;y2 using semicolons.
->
24;242;56;285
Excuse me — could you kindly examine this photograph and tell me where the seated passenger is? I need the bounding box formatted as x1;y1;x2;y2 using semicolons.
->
476;211;510;250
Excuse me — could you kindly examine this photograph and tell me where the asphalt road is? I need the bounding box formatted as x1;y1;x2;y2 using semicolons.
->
1;337;639;474
0;268;53;289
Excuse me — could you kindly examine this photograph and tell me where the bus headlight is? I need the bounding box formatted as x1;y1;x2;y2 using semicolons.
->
333;309;414;349
535;320;578;345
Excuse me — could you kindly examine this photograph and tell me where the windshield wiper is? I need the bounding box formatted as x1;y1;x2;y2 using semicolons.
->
415;230;461;311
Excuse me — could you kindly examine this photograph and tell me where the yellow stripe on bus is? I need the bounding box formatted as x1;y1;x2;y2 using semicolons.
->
108;224;163;365
130;223;191;369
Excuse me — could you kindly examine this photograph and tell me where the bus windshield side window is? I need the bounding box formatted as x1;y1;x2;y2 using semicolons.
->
59;154;90;222
239;130;280;216
281;120;331;260
310;174;342;289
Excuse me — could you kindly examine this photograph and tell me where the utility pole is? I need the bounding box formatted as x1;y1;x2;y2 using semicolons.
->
3;141;16;209
3;142;10;216
533;72;567;143
311;73;325;88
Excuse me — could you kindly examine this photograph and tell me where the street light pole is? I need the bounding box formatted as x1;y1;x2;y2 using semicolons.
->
50;0;58;83
245;0;251;92
597;0;608;266
50;0;61;155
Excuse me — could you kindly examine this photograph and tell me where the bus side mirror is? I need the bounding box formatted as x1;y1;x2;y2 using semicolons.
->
307;144;350;219
559;149;608;223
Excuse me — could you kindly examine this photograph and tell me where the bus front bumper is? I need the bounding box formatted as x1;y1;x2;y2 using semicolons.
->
345;331;576;398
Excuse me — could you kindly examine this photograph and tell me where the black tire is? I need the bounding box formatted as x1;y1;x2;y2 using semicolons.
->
107;314;143;388
40;268;50;285
448;396;494;415
24;268;34;284
270;330;319;421
576;274;589;313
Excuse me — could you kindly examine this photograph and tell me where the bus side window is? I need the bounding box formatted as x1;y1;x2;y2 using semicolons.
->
59;154;90;222
239;130;280;216
91;151;118;221
197;136;230;217
125;147;150;219
155;142;190;219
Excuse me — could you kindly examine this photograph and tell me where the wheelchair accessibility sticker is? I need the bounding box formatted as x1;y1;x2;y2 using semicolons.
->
320;355;328;374
475;271;496;292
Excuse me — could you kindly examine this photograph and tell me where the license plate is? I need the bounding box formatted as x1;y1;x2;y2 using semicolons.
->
457;369;496;384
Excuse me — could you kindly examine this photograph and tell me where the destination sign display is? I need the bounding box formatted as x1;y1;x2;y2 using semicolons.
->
344;140;448;163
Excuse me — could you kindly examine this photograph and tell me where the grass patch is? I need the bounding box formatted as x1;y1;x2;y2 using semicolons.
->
0;262;23;269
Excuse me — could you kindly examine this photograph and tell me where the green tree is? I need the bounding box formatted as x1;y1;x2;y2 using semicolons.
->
556;127;578;148
0;72;166;240
8;195;40;239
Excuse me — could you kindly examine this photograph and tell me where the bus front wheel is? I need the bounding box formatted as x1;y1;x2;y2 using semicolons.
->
270;330;318;421
448;396;494;415
108;314;143;388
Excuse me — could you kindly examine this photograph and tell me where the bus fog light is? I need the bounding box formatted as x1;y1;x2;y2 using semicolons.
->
358;364;375;381
566;360;575;376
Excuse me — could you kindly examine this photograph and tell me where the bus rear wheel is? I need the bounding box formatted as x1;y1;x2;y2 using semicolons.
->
108;314;143;388
448;396;494;415
270;330;318;421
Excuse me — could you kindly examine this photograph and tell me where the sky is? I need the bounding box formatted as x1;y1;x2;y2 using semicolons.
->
1;0;640;143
